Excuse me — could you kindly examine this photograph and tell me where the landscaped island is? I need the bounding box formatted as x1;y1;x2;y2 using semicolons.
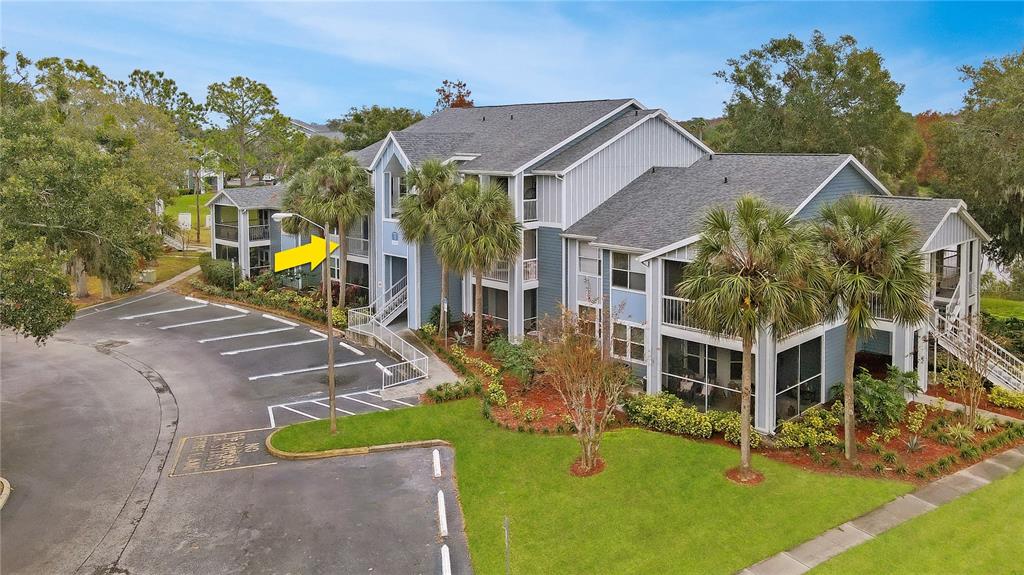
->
270;399;910;574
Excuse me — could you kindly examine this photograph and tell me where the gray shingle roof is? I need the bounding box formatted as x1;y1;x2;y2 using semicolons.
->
349;140;383;168
349;99;635;172
216;183;286;209
565;153;852;251
533;109;663;173
874;196;964;249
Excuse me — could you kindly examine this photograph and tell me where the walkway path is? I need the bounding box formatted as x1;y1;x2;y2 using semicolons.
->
913;392;1022;424
740;446;1024;575
146;265;200;293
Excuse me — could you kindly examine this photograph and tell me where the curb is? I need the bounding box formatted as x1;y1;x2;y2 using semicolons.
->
0;477;10;509
265;429;450;460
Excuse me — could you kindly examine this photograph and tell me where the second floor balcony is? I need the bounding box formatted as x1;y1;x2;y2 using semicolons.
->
484;261;510;283
249;224;270;241
346;236;369;257
215;223;238;242
524;258;538;282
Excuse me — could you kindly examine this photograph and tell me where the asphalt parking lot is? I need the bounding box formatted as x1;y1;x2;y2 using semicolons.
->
1;290;469;574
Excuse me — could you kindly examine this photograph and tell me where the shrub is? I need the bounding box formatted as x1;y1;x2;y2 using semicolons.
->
488;337;540;385
945;422;976;445
199;253;241;289
486;381;508;407
331;307;348;330
425;377;483;403
774;405;841;449
429;304;452;332
989;386;1024;410
707;410;762;448
975;415;999;433
420;323;437;337
832;367;918;429
624;393;718;440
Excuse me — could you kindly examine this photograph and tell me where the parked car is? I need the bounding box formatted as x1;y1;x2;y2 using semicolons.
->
261;173;277;185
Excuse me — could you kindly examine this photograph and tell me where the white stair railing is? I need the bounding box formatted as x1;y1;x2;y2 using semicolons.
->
348;276;426;390
930;285;1024;392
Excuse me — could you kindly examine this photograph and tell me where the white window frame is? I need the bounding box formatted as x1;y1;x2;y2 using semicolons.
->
612;321;645;363
611;252;646;292
774;337;823;423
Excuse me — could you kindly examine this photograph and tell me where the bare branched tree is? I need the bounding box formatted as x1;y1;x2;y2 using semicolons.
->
941;316;998;428
538;307;633;473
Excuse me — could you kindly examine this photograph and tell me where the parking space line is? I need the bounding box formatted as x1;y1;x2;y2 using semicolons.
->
357;390;414;407
311;400;355;415
221;338;323;356
387;397;415;407
309;329;327;338
185;296;208;304
120;303;206;320
339;341;365;356
160;313;248;330
197;327;292;343
76;292;166;318
210;302;249;313
248;359;376;381
343;395;390;411
262;313;299;327
279;405;319;420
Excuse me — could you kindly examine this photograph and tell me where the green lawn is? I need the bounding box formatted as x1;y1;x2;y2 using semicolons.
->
812;468;1024;574
981;296;1024;319
166;192;214;246
154;252;201;282
272;399;911;574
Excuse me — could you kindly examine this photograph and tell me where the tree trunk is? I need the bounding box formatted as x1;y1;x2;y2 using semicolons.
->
740;336;754;477
101;277;113;299
844;325;859;460
73;256;89;298
337;219;347;309
474;268;484;352
439;262;449;339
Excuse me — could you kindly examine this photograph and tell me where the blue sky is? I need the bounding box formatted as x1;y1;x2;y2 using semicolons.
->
3;2;1022;123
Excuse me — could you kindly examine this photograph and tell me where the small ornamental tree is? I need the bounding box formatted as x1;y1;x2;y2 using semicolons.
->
941;317;998;429
538;307;633;474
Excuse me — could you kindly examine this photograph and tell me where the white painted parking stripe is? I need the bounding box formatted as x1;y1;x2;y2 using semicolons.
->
76;292;166;317
262;313;299;327
358;390;413;407
267;406;277;428
387;397;415;407
211;302;249;314
311;400;355;415
437;490;449;537
339;341;365;356
221;338;323;355
197;327;292;343
279;405;319;420
343;394;390;411
248;359;376;381
441;544;451;575
160;313;247;330
185;296;208;304
120;304;206;320
433;449;442;478
309;329;327;338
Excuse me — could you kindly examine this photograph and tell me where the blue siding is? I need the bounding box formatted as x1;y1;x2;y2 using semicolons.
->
858;329;892;355
610;288;646;323
822;325;846;399
796;164;881;219
382;219;409;257
602;251;610;297
419;237;442;325
537;227;562;320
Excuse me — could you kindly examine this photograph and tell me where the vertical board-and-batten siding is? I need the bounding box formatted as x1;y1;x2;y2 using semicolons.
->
419;237;442;325
562;117;705;227
822;325;846;400
795;164;882;219
924;212;975;252
535;176;561;224
536;227;562;320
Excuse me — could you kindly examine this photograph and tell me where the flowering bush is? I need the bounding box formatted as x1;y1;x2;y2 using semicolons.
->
774;405;841;449
990;386;1024;410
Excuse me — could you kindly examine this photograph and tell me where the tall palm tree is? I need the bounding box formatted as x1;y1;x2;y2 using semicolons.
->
816;195;930;460
679;195;826;480
293;152;374;308
397;159;458;337
434;179;521;351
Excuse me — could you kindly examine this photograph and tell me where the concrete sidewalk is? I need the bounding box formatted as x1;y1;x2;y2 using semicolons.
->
914;392;1022;425
740;446;1024;575
147;265;200;293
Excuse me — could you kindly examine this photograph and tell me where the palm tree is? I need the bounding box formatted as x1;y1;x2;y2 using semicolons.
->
679;195;826;480
434;179;521;351
397;159;458;337
816;195;930;460
292;152;374;308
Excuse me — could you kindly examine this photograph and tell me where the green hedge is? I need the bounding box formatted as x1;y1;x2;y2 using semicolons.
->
989;386;1024;410
624;393;761;448
188;277;347;329
199;253;240;290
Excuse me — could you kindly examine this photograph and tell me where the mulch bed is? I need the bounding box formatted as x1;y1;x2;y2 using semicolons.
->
570;457;606;477
725;466;765;485
925;383;1024;420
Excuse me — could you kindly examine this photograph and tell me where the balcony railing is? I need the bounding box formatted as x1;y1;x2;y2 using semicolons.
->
347;236;369;257
936;268;959;299
484;261;510;282
214;223;238;241
867;293;893;321
524;198;538;222
662;295;694;329
249;224;270;241
250;264;271;276
523;259;538;282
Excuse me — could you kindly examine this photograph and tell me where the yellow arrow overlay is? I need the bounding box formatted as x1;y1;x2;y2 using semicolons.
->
274;235;339;272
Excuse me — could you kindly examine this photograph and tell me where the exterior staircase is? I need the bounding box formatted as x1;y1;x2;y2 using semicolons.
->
932;284;1024;392
348;277;429;391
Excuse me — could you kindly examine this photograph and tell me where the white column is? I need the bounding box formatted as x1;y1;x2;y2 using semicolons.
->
238;208;250;278
645;259;662;393
509;173;525;341
755;328;775;433
917;328;930;392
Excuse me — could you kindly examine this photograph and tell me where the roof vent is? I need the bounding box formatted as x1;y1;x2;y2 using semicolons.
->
634;110;638;116
510;114;514;120
482;115;485;121
724;176;729;184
